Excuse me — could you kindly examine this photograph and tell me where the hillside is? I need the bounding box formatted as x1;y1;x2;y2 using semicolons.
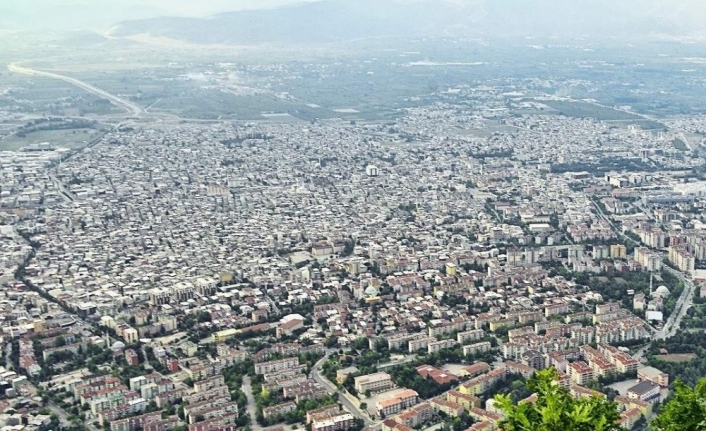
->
106;0;706;45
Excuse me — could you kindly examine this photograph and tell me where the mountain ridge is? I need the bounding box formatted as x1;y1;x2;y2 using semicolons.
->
2;0;705;38
97;0;706;44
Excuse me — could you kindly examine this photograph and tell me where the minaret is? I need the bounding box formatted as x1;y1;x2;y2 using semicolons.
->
649;273;653;297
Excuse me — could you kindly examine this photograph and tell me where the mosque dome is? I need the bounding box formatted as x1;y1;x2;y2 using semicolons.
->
654;285;670;297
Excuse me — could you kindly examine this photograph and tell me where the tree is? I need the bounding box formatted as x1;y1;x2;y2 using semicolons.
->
652;379;706;431
494;369;623;431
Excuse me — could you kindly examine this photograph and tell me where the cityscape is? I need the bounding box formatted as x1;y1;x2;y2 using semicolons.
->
2;1;706;431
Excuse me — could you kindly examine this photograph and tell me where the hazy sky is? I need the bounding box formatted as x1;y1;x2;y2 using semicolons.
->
2;0;320;17
0;0;329;30
3;0;706;36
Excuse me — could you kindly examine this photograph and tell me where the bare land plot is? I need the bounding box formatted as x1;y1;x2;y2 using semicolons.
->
0;128;105;151
654;353;697;363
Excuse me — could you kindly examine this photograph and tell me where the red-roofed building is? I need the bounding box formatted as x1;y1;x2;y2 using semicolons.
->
416;365;458;385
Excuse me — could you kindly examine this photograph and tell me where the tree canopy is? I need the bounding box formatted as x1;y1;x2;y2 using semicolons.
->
652;378;706;431
494;369;623;431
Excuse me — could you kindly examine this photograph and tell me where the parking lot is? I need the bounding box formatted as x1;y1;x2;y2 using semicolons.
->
359;387;409;417
607;378;670;403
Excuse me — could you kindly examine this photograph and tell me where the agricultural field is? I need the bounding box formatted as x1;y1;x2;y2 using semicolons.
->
540;100;665;129
0;127;106;151
542;100;642;120
0;73;123;116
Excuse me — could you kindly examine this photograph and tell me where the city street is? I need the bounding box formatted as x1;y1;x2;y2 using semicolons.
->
242;376;262;431
311;354;376;427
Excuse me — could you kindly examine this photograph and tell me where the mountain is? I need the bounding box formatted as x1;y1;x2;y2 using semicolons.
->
107;0;706;44
108;0;429;45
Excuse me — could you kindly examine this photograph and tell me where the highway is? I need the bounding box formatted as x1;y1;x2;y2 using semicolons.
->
8;62;147;117
49;172;75;202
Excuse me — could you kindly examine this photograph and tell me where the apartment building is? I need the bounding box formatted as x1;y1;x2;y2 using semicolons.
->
385;333;427;351
392;403;434;428
568;361;594;386
428;339;457;354
455;329;484;346
376;389;419;417
311;412;355;431
620;408;643;430
262;402;296;419
637;366;669;388
598;344;640;374
458;368;506;396
463;341;492;356
610;244;627;259
183;386;229;405
306;405;341;423
429;396;463;418
446;390;481;410
354;372;394;394
668;245;696;273
408;336;435;353
186;413;238;431
189;402;238;424
110;412;163;431
254;357;300;375
193;375;225;393
633;247;662;272
504;361;535;379
544;303;571;318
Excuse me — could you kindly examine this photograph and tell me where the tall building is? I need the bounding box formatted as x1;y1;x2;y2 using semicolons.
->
610;244;627;259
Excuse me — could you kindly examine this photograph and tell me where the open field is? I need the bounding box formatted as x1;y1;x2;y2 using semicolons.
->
540;100;665;129
542;100;643;120
0;128;105;151
673;139;689;151
654;353;697;363
1;72;124;116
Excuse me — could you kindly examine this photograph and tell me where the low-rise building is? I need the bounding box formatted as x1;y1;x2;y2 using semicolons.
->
376;389;419;417
627;380;660;402
637;366;669;388
354;372;394;394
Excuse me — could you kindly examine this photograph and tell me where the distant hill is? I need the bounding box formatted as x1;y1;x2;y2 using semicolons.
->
107;0;706;45
108;0;431;45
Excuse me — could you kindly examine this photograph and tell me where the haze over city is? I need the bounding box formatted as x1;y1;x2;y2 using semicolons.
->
1;2;706;431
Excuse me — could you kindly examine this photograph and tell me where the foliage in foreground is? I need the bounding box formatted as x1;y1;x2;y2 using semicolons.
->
652;379;706;431
494;369;623;431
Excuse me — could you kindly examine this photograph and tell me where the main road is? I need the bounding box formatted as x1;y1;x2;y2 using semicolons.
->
311;354;376;427
658;267;696;339
8;62;147;117
591;199;697;359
